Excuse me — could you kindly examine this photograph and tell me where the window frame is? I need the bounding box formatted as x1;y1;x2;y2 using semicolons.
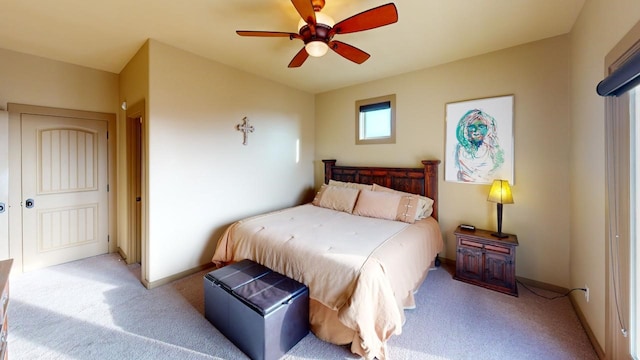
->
632;89;639;360
601;20;640;358
355;94;396;145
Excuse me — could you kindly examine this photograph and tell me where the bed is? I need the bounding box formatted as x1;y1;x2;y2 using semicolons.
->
212;159;443;360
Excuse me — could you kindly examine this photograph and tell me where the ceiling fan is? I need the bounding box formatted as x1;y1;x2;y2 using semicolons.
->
236;0;398;68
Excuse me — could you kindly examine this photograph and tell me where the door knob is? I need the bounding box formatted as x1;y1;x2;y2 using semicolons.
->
0;203;4;213
25;198;34;209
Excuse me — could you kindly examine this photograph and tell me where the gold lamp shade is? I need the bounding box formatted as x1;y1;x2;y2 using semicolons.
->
487;180;514;204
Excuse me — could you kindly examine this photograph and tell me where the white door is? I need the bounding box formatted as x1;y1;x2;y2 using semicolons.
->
0;111;8;259
21;114;108;272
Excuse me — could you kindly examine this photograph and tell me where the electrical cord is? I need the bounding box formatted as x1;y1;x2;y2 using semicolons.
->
516;279;586;300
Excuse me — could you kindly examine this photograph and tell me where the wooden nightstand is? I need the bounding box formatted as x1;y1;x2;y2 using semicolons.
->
453;226;518;296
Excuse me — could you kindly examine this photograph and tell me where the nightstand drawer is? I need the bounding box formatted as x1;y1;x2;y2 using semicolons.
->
458;236;513;255
459;238;483;248
485;243;511;255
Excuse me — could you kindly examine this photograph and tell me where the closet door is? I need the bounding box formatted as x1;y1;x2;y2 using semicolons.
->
21;114;109;272
0;111;8;259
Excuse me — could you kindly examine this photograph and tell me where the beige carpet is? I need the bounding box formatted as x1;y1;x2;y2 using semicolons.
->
8;253;598;359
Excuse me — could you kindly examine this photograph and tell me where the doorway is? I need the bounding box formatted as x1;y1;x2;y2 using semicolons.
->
125;101;145;269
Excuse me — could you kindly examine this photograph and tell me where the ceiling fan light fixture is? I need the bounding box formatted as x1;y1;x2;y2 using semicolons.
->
236;2;398;67
298;11;334;58
305;41;329;57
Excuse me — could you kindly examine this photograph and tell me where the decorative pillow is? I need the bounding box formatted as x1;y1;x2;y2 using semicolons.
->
328;179;373;191
312;184;360;213
353;189;418;223
395;194;421;223
372;183;434;219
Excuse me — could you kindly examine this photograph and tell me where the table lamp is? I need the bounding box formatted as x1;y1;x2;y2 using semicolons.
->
487;180;514;238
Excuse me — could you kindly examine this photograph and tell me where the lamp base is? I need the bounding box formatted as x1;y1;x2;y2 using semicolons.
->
491;232;509;238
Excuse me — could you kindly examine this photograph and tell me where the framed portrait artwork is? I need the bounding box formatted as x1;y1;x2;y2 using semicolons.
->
444;95;514;184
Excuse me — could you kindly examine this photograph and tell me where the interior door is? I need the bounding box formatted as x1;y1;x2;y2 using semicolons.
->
0;111;8;259
21;114;108;272
133;117;142;263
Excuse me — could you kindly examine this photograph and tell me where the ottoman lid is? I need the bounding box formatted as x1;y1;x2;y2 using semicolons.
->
233;271;307;316
205;259;271;291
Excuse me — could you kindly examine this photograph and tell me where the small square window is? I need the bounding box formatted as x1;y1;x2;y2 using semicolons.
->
355;94;396;145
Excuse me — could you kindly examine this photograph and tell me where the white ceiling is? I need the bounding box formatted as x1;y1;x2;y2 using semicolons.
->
0;0;585;94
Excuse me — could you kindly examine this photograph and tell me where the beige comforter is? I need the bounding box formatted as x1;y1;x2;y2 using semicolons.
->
212;204;443;360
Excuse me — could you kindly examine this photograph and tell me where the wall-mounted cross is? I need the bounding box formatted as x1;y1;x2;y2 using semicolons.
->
236;117;254;145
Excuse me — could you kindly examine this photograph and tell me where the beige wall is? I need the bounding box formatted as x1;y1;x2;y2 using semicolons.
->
0;47;118;113
316;35;572;288
142;40;315;283
569;0;640;350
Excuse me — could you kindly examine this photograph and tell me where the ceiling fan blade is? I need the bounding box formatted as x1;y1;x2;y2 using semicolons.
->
328;41;370;64
236;30;301;40
291;0;316;25
288;47;309;68
331;3;398;35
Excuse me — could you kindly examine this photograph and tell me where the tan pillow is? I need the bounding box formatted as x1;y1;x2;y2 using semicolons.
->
372;183;434;219
352;189;418;224
312;184;360;213
328;179;373;191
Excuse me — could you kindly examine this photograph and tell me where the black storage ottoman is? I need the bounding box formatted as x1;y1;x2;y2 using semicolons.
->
204;259;309;360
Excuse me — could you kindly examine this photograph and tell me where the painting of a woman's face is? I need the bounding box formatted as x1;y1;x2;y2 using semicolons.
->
467;120;488;146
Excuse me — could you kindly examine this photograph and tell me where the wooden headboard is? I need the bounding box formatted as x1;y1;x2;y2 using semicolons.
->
322;159;441;220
